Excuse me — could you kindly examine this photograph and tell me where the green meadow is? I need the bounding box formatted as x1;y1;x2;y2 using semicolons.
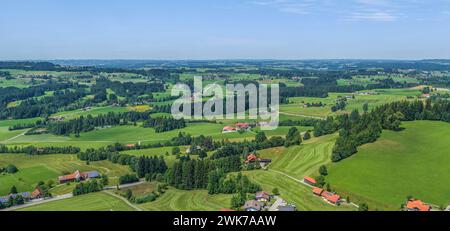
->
138;188;232;211
326;121;450;210
259;133;338;179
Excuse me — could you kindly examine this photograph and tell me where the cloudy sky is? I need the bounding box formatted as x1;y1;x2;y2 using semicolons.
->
1;0;449;59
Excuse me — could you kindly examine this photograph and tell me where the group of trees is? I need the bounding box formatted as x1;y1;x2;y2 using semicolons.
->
72;179;104;196
1;88;86;119
119;174;139;184
142;117;186;132
208;171;260;195
166;155;241;190
135;156;168;178
47;111;152;136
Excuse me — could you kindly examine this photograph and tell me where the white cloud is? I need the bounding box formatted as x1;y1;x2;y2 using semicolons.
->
344;11;400;22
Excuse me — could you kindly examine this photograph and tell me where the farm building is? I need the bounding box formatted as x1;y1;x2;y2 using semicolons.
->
312;187;324;196
312;187;341;205
303;176;317;186
406;199;431;211
58;170;101;184
255;191;271;202
243;200;264;211
222;126;236;133
235;122;250;130
31;187;44;199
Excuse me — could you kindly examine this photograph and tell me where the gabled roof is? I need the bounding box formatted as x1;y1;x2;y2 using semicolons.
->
243;200;263;210
312;187;324;196
59;170;82;181
406;200;430;211
245;153;259;163
235;122;250;128
31;187;44;198
85;171;100;178
223;126;235;131
322;191;340;204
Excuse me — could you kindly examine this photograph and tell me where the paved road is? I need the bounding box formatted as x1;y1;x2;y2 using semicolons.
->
1;193;73;211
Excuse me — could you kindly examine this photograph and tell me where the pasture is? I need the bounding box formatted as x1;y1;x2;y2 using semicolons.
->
326;121;450;210
139;188;232;211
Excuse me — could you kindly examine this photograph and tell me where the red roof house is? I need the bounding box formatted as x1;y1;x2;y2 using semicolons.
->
303;176;317;185
235;123;250;130
31;187;44;199
312;187;324;196
406;199;431;211
245;153;259;164
222;126;236;133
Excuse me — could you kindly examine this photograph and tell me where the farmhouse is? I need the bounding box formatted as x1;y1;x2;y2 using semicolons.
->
312;187;341;205
406;199;431;211
31;187;44;199
303;176;317;186
243;200;264;211
222;126;236;133
58;170;100;184
255;191;271;202
126;144;136;148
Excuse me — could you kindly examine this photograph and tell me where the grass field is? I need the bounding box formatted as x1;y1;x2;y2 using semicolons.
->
326;121;450;210
0;154;131;195
258;133;338;179
139;188;232;211
17;192;136;211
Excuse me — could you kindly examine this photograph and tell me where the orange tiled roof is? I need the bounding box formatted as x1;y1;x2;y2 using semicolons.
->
406;200;430;211
223;126;235;131
322;191;340;204
304;176;317;184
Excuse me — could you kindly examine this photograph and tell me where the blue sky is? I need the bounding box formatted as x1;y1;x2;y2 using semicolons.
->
1;0;449;59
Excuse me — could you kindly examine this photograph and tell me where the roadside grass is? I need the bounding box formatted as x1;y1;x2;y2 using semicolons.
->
17;192;135;211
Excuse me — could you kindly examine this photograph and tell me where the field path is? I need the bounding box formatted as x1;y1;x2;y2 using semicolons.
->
6;131;27;141
103;191;142;211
